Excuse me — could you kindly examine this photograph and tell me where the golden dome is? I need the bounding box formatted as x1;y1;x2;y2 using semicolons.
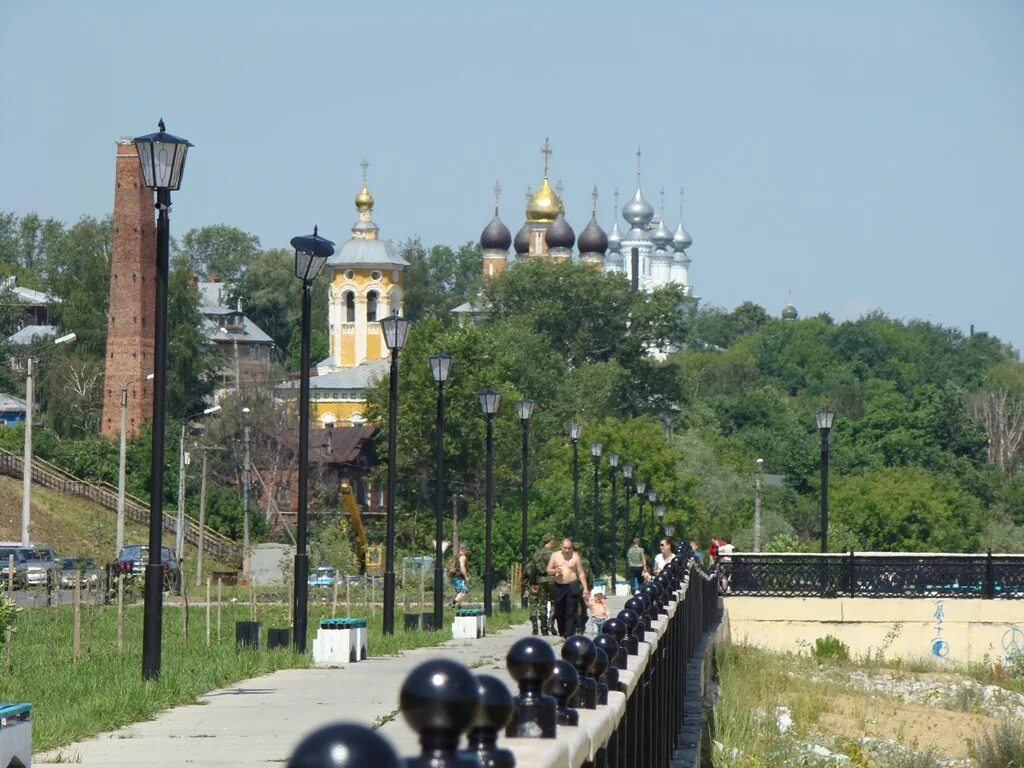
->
526;177;564;222
355;183;374;212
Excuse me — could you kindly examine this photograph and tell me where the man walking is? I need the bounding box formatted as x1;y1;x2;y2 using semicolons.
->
526;534;555;635
547;538;589;638
626;537;646;591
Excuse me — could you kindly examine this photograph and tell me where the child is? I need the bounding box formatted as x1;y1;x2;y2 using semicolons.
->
587;587;610;634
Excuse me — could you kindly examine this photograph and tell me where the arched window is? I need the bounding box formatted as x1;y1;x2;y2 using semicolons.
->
366;290;379;322
345;291;355;322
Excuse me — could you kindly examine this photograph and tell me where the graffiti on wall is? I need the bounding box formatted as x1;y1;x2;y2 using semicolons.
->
930;599;949;658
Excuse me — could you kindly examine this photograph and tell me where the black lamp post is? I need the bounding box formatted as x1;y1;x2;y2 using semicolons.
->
134;119;191;681
607;452;619;593
479;389;501;616
590;441;602;580
516;398;534;608
647;489;657;550
655;505;666;540
816;406;835;553
569;423;582;539
290;227;335;653
380;311;413;634
635;481;646;541
621;463;634;574
430;354;452;630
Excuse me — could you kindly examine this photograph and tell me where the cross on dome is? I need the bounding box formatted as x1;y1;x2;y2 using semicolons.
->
540;138;553;177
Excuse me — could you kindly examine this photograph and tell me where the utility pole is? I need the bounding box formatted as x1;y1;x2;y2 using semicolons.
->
754;457;764;552
116;388;128;555
176;426;188;561
20;357;33;546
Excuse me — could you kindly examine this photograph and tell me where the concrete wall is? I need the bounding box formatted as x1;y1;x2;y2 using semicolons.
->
725;596;1024;665
250;543;295;586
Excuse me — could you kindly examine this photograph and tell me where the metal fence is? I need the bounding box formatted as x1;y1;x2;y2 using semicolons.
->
724;551;1024;599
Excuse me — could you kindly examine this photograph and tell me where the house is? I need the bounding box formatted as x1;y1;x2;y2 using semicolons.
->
196;280;275;395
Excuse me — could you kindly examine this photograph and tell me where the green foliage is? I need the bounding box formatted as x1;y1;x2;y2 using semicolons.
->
166;255;218;418
811;634;850;664
401;239;483;321
968;719;1024;768
178;224;261;283
0;594;20;636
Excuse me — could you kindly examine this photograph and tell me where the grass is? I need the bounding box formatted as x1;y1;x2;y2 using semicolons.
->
0;596;530;751
968;720;1024;768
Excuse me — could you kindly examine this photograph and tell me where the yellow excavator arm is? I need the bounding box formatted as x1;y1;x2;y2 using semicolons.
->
340;480;368;574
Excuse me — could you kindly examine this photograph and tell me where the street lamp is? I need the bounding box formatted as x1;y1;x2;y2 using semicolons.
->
590;441;602;580
621;463;634;570
290;226;335;652
754;457;764;552
135;119;191;681
380;311;412;635
479;388;501;616
21;331;77;546
816;407;835;553
647;489;657;548
569;422;582;539
655;505;666;539
241;407;252;576
516;398;534;608
429;353;452;630
635;481;646;540
607;452;619;593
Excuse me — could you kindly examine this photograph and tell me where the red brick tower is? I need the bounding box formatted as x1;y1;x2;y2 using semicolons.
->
100;139;156;438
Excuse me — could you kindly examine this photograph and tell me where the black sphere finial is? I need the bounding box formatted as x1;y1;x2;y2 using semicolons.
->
561;635;598;709
593;633;622;692
463;674;516;768
591;646;610;705
543;659;580;727
602;618;630;668
287;722;401;768
400;658;481;768
505;637;557;738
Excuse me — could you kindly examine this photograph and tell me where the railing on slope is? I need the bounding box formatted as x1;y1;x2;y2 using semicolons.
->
0;448;241;565
724;551;1024;599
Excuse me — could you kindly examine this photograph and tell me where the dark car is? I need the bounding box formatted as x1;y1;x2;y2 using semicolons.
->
0;545;32;590
113;544;181;592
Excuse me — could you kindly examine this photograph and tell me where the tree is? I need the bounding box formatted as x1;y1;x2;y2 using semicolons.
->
400;238;483;321
178;225;261;283
166;255;218;418
47;215;112;357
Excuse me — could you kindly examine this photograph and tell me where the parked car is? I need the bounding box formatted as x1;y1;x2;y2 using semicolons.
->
23;543;60;587
0;545;32;590
113;544;181;592
60;557;102;589
308;566;338;587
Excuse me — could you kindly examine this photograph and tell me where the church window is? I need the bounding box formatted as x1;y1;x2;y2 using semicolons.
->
366;290;379;322
370;271;382;281
345;270;355;280
345;291;355;322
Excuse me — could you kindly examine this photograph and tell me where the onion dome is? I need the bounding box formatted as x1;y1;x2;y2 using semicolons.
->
480;209;512;251
607;220;623;251
622;187;654;228
526;178;564;223
513;223;530;255
578;214;608;254
672;222;693;251
782;300;799;320
355;183;374;212
651;216;673;249
544;212;575;250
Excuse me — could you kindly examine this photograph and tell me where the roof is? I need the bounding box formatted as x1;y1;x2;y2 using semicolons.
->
202;317;274;345
0;393;28;413
279;358;390;392
326;237;409;269
307;424;378;465
1;278;58;306
6;325;56;345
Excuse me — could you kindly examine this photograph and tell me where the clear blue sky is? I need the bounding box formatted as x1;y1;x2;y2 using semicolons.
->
2;1;1022;353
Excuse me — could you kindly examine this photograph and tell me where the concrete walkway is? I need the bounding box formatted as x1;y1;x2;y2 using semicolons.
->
35;605;624;768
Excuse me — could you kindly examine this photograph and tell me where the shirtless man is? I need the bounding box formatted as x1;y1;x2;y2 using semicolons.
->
546;538;589;638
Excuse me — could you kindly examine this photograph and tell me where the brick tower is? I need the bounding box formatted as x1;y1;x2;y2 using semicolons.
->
100;139;156;438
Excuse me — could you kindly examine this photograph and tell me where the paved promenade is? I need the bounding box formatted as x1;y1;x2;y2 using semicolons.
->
36;601;626;768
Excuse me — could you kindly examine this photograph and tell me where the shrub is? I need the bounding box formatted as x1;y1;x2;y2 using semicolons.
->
0;593;20;635
969;720;1024;768
811;634;850;664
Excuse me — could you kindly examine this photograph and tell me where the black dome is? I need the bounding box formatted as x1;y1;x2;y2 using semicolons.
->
513;223;530;255
544;213;575;250
480;213;512;251
577;214;608;254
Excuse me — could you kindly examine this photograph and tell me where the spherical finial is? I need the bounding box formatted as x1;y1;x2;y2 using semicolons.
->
506;636;556;689
505;637;558;739
591;646;610;705
471;674;515;733
287;723;401;768
399;659;481;745
562;635;598;710
543;659;580;727
602;617;627;645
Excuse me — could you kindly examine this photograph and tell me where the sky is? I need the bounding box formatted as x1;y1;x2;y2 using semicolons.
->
2;0;1022;353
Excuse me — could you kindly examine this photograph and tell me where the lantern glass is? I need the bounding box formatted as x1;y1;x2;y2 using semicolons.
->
656;505;665;519
622;463;633;479
294;250;328;282
591;441;602;458
478;388;501;415
648;490;657;503
569;422;582;441
290;228;335;283
133;120;192;191
515;398;534;421
429;354;452;383
608;452;619;468
816;407;835;431
636;481;646;495
380;312;413;350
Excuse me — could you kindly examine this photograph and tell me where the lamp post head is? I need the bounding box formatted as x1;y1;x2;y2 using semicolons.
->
569;422;582;442
53;332;77;345
622;463;633;480
647;490;657;504
656;505;665;519
429;354;452;383
816;406;835;432
607;452;619;468
515;398;534;422
478;388;501;416
665;524;675;537
380;311;413;351
756;457;764;470
133;119;192;191
590;441;602;458
291;226;335;283
636;481;645;495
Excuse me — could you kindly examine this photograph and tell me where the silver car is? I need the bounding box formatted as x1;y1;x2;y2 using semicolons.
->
22;543;60;587
60;557;101;588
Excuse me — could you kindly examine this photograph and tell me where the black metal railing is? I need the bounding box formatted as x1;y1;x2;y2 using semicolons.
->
724;551;1024;599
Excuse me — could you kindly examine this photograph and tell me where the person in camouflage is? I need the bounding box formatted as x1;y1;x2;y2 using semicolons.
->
526;534;555;635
